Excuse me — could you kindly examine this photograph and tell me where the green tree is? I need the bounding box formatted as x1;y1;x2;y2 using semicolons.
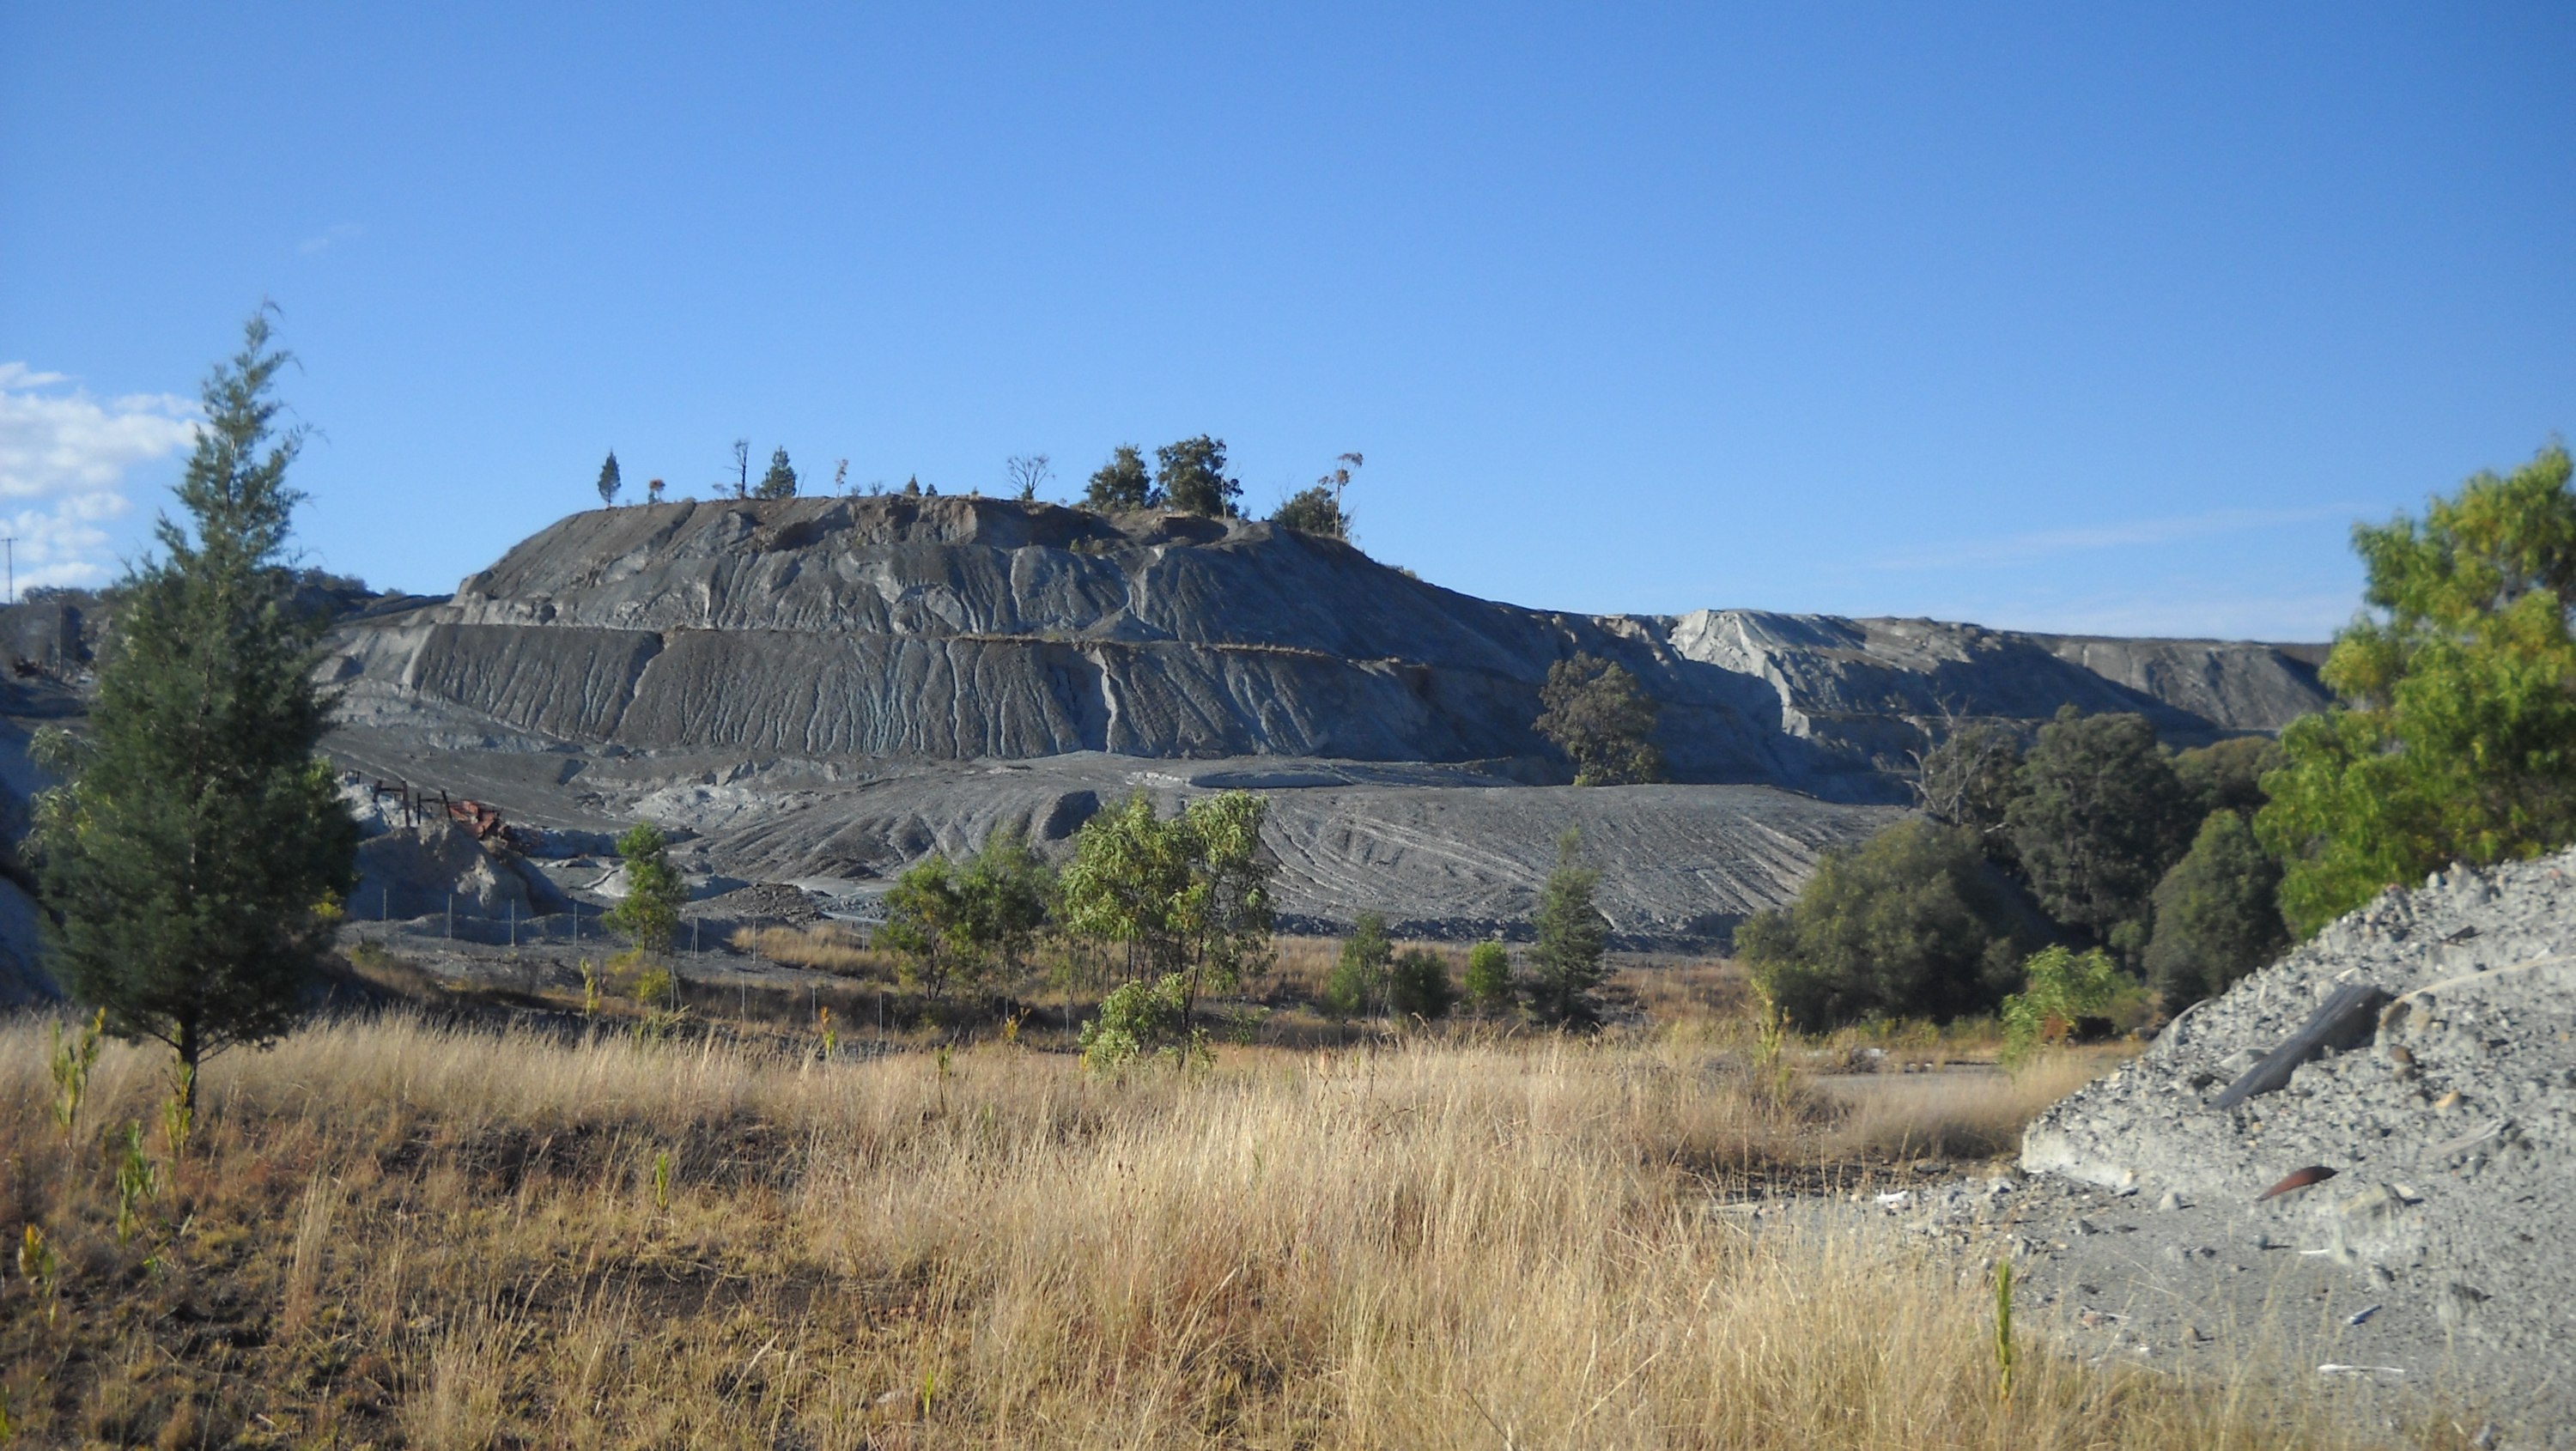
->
1737;819;2033;1031
1535;653;1666;786
1157;435;1240;518
1916;718;2022;860
1387;948;1456;1021
1321;911;1392;1018
880;856;971;999
2173;736;2282;822
1462;939;1515;1015
596;450;623;507
2257;445;2576;934
879;831;1053;1000
1523;829;1610;1029
756;446;799;500
2142;810;2288;1012
33;313;360;1103
606;823;684;956
2002;707;2196;956
1055;790;1274;1016
1084;445;1157;512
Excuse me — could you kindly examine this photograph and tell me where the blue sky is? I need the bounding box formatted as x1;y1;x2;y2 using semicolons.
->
4;3;2570;639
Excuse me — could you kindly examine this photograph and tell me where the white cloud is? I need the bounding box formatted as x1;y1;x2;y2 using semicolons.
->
0;365;199;592
1871;503;2365;572
298;222;363;257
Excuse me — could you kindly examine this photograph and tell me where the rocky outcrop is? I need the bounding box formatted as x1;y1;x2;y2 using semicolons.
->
323;497;2330;804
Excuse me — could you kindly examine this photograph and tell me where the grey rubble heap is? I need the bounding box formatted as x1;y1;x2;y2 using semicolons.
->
2007;849;2576;1443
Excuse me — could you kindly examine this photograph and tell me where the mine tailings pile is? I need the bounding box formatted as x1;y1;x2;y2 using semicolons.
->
2022;847;2576;1439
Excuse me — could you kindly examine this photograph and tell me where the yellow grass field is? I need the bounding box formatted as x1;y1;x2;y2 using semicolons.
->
0;1003;2436;1450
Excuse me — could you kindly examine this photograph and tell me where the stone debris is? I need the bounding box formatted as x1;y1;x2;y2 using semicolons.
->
2014;847;2576;1443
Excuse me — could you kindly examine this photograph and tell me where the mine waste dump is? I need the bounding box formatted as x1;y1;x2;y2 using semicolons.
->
1968;848;2576;1440
0;493;2330;976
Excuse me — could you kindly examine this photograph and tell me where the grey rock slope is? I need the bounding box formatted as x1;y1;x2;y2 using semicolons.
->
288;495;2332;940
2018;851;2576;1441
325;497;2327;804
318;729;1905;947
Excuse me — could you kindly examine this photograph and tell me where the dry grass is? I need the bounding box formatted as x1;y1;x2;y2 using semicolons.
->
1814;1047;2136;1162
0;1011;2419;1449
739;921;897;979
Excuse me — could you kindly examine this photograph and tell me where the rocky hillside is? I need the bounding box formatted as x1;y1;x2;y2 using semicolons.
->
324;496;2326;803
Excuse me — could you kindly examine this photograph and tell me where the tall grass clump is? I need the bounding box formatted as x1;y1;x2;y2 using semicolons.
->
0;1012;2402;1448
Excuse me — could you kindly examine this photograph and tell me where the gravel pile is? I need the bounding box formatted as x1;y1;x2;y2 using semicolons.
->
2011;848;2576;1443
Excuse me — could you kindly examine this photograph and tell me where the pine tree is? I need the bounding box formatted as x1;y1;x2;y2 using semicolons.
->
606;823;684;956
595;450;623;507
1523;829;1610;1028
33;311;359;1105
756;446;799;500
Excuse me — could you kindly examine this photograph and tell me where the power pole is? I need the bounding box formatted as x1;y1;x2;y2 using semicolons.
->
3;536;15;605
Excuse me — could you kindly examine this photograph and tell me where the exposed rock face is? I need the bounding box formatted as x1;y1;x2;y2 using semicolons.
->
325;497;2329;804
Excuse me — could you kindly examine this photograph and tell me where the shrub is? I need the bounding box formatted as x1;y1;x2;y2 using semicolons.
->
629;964;678;1010
1999;945;2129;1068
1321;913;1392;1018
1078;973;1202;1070
2143;810;2287;1012
1387;949;1456;1021
879;831;1052;1000
1739;819;2034;1031
1272;485;1348;538
1462;940;1514;1014
1273;453;1361;537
